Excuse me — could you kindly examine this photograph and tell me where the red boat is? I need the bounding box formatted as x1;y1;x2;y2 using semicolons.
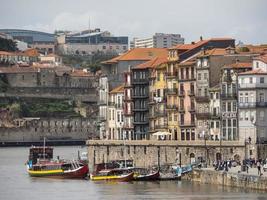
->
27;146;89;179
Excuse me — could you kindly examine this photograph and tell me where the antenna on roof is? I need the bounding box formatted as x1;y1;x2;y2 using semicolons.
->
88;16;91;31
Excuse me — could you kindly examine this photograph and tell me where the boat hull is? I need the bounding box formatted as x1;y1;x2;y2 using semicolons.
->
134;170;160;181
27;165;89;179
90;172;134;182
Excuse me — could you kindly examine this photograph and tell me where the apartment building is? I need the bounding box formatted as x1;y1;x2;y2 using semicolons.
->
221;62;253;141
147;58;168;138
107;85;124;140
238;54;267;159
132;33;184;49
195;47;254;141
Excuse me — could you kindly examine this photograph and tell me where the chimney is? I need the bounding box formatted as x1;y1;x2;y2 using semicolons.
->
191;42;195;45
200;36;203;41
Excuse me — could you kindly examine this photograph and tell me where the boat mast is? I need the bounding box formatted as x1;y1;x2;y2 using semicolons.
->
43;137;46;159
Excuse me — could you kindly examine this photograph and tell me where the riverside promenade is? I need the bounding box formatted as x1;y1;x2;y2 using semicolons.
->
185;167;267;191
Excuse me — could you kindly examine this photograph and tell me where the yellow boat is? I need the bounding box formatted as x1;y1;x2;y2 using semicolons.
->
90;169;134;181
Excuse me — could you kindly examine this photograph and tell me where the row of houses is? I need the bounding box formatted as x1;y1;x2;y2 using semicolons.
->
98;37;267;159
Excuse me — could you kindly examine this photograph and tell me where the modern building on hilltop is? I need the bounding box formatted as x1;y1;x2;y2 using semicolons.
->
57;29;128;55
131;33;184;49
0;29;55;54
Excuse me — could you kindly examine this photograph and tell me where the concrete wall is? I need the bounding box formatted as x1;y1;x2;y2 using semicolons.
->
187;169;267;191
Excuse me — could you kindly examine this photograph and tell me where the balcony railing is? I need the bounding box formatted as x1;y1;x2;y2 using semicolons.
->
196;112;210;119
166;104;178;110
166;88;178;95
179;121;195;127
188;105;195;112
154;110;167;117
123;124;134;129
239;83;267;89
195;95;209;102
178;106;185;112
132;93;149;98
98;100;107;105
187;90;195;96
178;90;185;97
166;71;177;78
221;93;237;99
108;102;115;106
239;102;267;108
132;107;149;111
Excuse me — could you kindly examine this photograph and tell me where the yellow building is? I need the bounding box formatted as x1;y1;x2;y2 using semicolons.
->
148;58;168;139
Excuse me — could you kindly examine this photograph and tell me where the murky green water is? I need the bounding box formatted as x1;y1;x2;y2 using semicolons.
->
0;146;266;200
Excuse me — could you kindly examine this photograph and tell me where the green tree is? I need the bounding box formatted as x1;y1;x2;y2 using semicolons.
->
0;38;17;52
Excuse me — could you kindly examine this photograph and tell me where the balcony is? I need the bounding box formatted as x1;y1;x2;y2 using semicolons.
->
179;121;195;127
133;121;149;125
123;124;134;129
166;71;177;79
178;90;185;97
239;83;267;89
98;116;106;122
220;93;237;100
188;106;195;112
132;107;149;112
166;88;178;95
178;106;185;113
210;113;220;119
132;93;149;98
195;94;209;102
108;101;115;106
166;104;178;110
196;112;210;119
239;102;267;108
98;100;107;105
222;76;232;82
132;79;148;85
187;90;195;96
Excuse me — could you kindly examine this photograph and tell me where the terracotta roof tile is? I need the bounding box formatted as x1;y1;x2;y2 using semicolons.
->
102;48;168;64
134;57;168;69
109;85;124;94
254;54;267;63
223;62;252;69
239;68;267;75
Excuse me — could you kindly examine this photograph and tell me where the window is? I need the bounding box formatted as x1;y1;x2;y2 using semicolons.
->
204;73;208;80
239;93;243;103
222;102;226;112
233;102;237;111
198;73;201;80
260;111;265;121
186;129;190;140
181;129;185;140
216;93;219;99
211;121;214;128
256;62;259;68
233;119;237;127
103;46;106;49
174;114;178;121
222;120;226;127
249;77;253;84
240;111;244;121
216;121;219;128
260;77;265;83
191;129;195;140
227;102;231;112
169;113;172;122
180;114;184;124
228;119;231;127
259;93;264;102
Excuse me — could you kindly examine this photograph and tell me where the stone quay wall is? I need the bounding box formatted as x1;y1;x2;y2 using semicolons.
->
186;169;267;191
86;140;248;171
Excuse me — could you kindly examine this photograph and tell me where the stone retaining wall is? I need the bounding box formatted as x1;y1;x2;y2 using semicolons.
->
186;169;267;191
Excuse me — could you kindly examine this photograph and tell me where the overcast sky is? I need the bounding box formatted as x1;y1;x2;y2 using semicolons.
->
0;0;266;44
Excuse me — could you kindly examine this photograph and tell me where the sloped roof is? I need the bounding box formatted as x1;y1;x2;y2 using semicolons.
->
239;68;267;75
223;62;252;69
109;85;124;94
254;54;267;64
198;48;230;57
134;57;168;69
102;48;168;64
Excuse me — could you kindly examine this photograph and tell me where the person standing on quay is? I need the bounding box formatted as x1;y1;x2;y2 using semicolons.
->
257;161;261;176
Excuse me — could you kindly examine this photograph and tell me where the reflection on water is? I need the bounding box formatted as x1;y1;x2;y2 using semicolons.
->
0;146;266;200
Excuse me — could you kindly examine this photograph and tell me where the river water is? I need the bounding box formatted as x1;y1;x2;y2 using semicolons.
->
0;146;266;200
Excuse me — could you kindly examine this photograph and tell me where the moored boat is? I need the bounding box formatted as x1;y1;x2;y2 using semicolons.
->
26;146;89;179
134;169;160;181
90;169;134;181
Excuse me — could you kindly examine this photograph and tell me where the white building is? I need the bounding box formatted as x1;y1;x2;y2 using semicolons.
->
131;33;184;49
98;76;109;139
238;54;267;159
209;85;221;140
107;85;124;140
